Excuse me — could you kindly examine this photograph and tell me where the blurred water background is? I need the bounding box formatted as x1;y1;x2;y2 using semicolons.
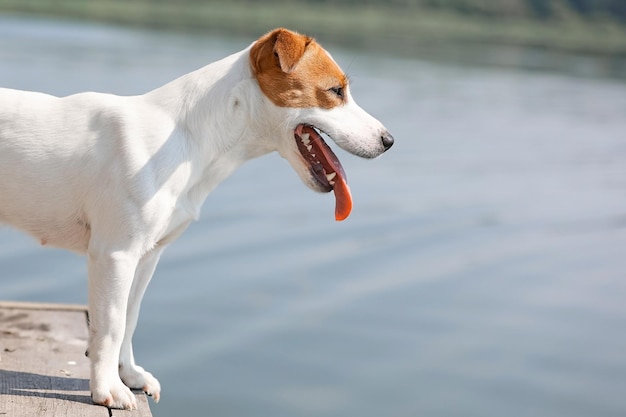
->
1;2;626;416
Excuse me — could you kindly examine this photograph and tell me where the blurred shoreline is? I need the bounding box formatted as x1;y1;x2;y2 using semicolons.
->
1;0;625;60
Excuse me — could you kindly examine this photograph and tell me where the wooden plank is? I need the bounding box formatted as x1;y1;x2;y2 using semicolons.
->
0;301;88;312
0;302;152;416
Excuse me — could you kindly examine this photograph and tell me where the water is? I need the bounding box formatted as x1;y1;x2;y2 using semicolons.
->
1;15;626;417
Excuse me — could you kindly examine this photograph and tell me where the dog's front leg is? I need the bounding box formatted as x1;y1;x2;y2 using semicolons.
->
87;249;140;410
119;247;164;402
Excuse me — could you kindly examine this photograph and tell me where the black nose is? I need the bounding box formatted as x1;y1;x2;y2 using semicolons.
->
381;132;394;151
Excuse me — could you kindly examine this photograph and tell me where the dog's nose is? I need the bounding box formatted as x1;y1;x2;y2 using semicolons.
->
381;131;394;151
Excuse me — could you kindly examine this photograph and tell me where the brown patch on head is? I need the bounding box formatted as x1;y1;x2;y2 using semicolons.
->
250;28;348;109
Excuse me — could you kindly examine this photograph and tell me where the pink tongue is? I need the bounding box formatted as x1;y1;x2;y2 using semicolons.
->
333;176;352;221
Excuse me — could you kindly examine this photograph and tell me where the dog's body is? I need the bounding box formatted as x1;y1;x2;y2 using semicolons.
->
0;28;392;409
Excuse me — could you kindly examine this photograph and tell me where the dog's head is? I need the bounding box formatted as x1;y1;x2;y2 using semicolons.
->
249;28;393;220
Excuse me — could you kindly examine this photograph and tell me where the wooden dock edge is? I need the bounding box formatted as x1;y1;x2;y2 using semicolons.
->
0;300;153;416
0;300;88;312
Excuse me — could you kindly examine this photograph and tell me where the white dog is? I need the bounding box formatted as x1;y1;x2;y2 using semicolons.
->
0;28;393;409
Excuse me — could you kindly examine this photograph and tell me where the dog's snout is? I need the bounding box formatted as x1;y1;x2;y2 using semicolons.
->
381;131;394;151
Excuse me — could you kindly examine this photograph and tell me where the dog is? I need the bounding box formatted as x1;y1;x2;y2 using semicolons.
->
0;28;393;409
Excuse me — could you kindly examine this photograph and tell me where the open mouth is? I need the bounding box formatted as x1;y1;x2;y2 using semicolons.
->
294;124;352;221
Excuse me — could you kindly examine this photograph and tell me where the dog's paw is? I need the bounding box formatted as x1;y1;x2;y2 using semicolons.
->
91;378;137;410
120;364;161;403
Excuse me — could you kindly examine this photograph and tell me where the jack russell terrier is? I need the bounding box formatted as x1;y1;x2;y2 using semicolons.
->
0;28;393;409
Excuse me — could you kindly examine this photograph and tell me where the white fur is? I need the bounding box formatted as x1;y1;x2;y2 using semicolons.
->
0;42;389;409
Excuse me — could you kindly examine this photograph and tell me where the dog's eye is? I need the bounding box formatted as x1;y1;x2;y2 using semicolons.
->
330;86;344;99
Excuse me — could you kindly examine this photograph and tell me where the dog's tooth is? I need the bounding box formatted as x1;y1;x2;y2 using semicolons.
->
306;145;312;152
300;133;310;144
326;172;337;182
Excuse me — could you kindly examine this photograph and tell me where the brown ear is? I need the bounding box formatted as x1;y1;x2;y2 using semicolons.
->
250;28;311;75
274;29;311;73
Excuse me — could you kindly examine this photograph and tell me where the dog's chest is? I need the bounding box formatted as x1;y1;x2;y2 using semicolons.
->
31;215;92;252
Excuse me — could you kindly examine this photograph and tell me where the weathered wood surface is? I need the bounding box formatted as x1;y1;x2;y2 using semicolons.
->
0;301;152;417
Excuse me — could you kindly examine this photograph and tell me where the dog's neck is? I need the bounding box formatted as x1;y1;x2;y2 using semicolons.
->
145;46;274;217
